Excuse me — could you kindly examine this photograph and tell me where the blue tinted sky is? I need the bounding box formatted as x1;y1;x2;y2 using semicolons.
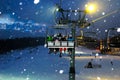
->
0;0;120;39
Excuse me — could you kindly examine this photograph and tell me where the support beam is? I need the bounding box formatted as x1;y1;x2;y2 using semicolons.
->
69;26;76;80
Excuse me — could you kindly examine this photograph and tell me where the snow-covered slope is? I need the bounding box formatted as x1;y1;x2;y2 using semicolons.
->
0;46;120;80
75;46;97;55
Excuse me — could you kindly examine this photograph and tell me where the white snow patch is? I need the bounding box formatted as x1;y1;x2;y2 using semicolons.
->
0;46;120;80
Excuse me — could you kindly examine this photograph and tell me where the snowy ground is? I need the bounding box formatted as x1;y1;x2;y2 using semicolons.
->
0;46;120;80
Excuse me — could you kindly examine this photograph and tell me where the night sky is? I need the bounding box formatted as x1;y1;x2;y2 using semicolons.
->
0;0;120;39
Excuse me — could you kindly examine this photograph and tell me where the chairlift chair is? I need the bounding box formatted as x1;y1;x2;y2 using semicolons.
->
45;25;75;55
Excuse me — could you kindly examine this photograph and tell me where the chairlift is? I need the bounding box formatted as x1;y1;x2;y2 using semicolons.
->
108;29;120;48
76;31;99;48
84;32;97;42
45;25;75;55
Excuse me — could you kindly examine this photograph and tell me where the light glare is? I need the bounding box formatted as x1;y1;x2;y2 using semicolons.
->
85;3;97;14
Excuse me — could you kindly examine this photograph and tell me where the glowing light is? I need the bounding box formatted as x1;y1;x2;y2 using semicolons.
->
48;6;57;15
100;56;102;59
85;3;97;14
97;77;101;80
26;77;30;80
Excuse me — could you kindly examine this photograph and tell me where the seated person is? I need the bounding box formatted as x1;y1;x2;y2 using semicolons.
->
57;33;62;41
47;35;53;41
48;48;54;54
67;34;74;41
84;61;93;68
53;34;58;41
68;48;72;54
61;35;67;41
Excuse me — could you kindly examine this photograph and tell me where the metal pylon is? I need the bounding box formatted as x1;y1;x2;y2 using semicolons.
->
69;25;76;80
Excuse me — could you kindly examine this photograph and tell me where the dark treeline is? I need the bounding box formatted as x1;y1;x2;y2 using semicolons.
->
0;37;45;54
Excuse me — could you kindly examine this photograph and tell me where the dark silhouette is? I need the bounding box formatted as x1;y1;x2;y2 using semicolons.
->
110;61;113;65
85;61;93;68
0;37;45;54
87;62;93;68
59;53;62;57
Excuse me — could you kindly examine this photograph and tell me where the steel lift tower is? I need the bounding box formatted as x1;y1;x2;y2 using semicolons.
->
45;0;103;80
53;0;90;80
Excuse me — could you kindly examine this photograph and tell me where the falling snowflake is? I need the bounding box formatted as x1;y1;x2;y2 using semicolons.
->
112;15;115;18
20;7;23;10
12;12;15;15
59;70;64;74
87;26;90;29
105;29;108;32
117;28;120;32
32;71;35;74
111;68;114;71
24;69;27;72
102;12;105;15
35;11;39;15
34;0;40;4
55;70;58;72
19;2;23;5
104;20;106;22
31;57;34;59
96;28;99;31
